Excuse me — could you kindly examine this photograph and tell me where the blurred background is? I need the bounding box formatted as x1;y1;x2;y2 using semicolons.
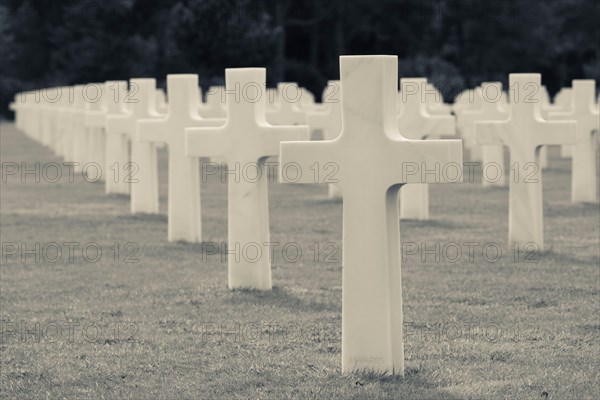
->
1;0;598;118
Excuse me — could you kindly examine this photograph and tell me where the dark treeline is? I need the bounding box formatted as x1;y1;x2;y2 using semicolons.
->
1;0;598;117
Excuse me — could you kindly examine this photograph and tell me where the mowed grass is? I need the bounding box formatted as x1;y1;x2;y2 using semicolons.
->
1;121;599;399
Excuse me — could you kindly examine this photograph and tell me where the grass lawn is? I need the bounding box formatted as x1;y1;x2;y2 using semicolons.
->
1;121;599;399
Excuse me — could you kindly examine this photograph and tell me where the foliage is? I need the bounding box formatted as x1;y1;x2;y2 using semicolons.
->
1;0;598;116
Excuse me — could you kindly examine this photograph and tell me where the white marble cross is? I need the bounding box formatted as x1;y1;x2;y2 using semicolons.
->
266;87;279;113
37;89;54;149
84;83;108;177
452;88;477;114
70;85;89;173
53;88;71;159
540;85;553;118
13;91;34;138
397;78;456;220
186;68;308;290
106;79;163;213
306;80;343;199
477;82;510;187
455;86;486;161
307;82;340;137
138;74;224;242
280;55;463;375
425;83;452;115
155;88;169;114
534;86;553;169
297;87;320;112
59;88;79;163
39;90;54;148
553;88;575;158
266;82;307;125
476;74;575;250
549;80;599;203
103;81;131;195
200;86;227;118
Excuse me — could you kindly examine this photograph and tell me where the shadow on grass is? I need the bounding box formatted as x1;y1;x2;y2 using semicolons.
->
545;201;599;218
480;184;509;192
106;193;131;201
224;285;338;313
310;197;344;206
349;365;463;399
121;213;168;223
401;218;470;230
539;248;599;267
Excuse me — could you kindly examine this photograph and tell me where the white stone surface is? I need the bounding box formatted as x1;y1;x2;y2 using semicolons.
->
62;88;79;163
553;88;575;158
106;79;163;212
297;87;319;111
53;88;71;159
476;74;575;250
425;83;452;115
103;81;131;195
266;87;279;113
84;83;108;179
280;55;463;375
306;80;343;199
266;83;307;125
70;85;88;173
452;88;477;113
478;82;510;187
39;89;58;151
138;74;224;242
186;68;308;290
200;86;227;118
455;86;485;161
548;80;599;203
156;88;169;114
397;78;456;220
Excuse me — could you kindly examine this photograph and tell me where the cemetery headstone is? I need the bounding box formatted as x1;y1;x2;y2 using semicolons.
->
425;83;453;115
84;83;108;178
71;85;88;173
156;88;169;114
186;68;308;290
103;81;131;195
478;82;510;187
280;55;463;375
397;77;456;220
200;86;227;118
553;88;575;158
306;80;342;199
476;73;576;250
266;82;307;125
138;74;225;242
548;80;599;203
106;78;164;212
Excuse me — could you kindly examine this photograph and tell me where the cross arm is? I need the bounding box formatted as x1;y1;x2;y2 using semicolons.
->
105;114;132;136
399;114;455;140
387;139;463;184
547;109;575;120
306;111;331;131
193;117;227;128
533;120;576;146
137;117;169;144
475;120;507;145
185;125;229;159
85;112;105;128
259;125;309;157
279;140;342;184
